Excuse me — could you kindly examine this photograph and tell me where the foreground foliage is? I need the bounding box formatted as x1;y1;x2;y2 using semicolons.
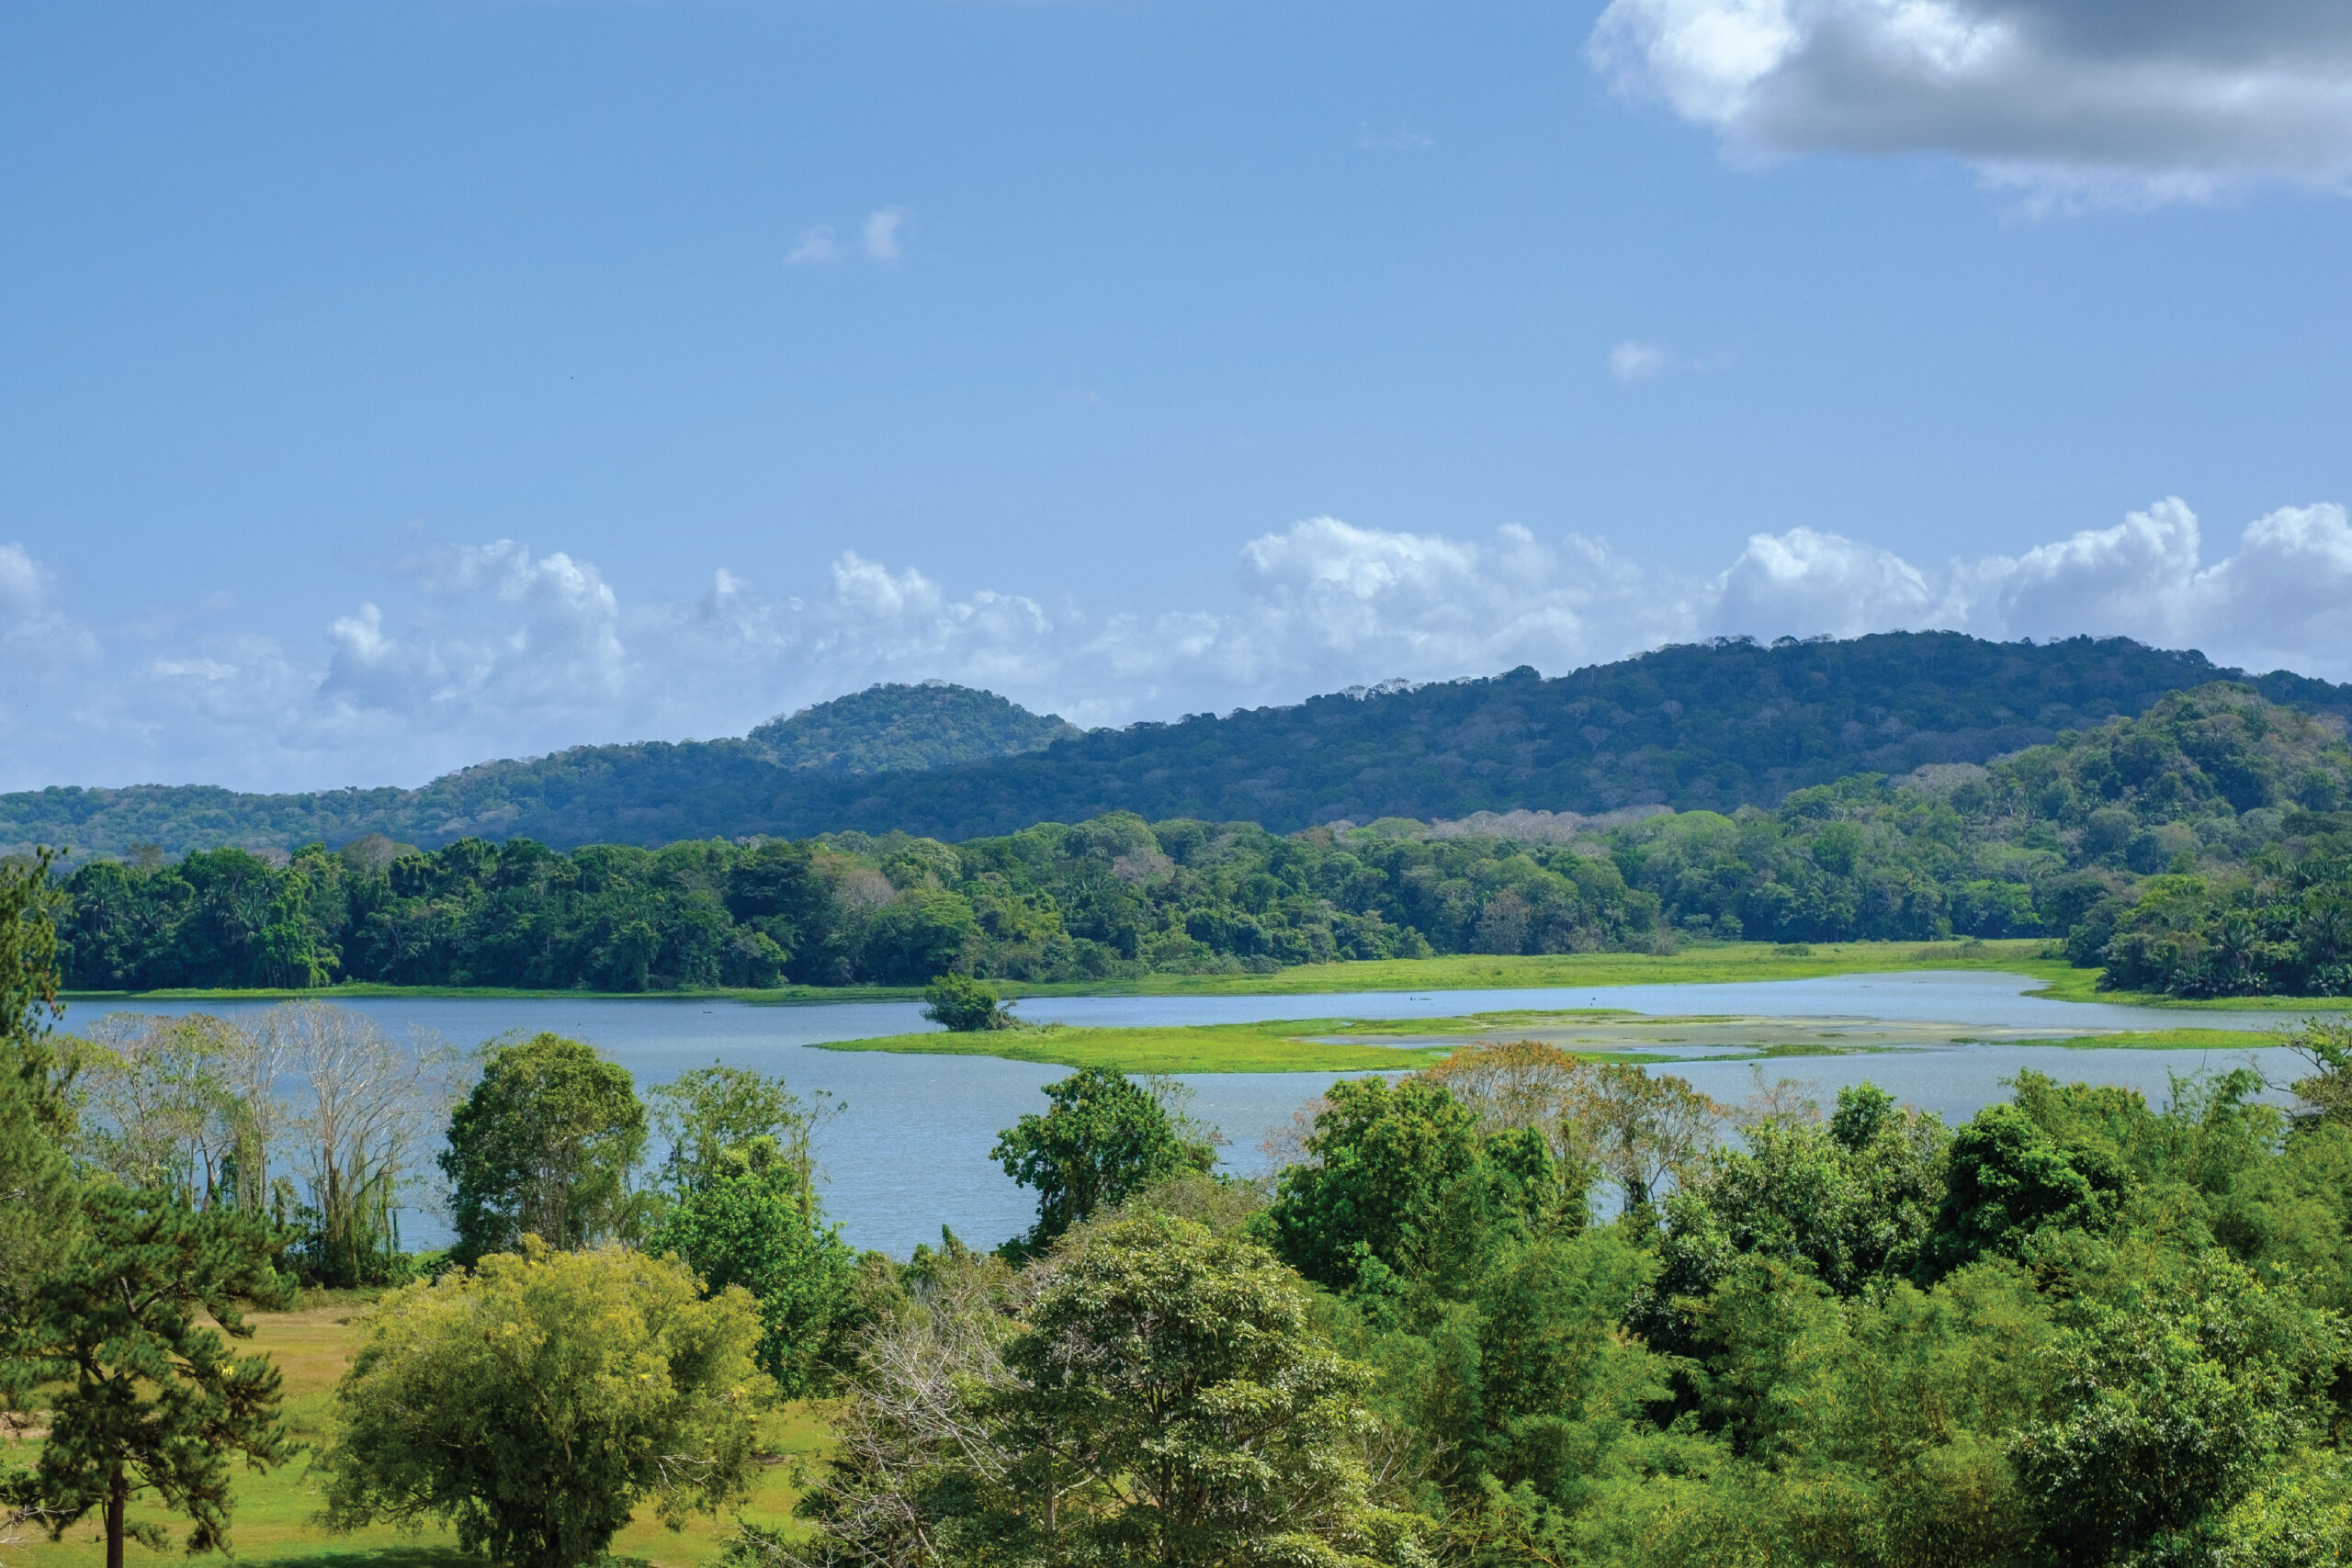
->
783;1217;1427;1568
770;1031;2352;1568
319;1241;770;1568
2;853;296;1568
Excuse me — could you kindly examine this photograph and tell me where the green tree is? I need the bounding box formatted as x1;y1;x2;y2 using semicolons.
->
922;972;1014;1032
2011;1252;2342;1566
14;1188;292;1568
1270;1072;1505;1297
440;1032;647;1263
1417;1227;1668;1506
649;1139;859;1396
2285;1015;2352;1125
1927;1088;2131;1276
1638;1083;1949;1358
0;848;80;1380
991;1067;1217;1250
649;1062;826;1207
997;1213;1423;1566
320;1240;769;1568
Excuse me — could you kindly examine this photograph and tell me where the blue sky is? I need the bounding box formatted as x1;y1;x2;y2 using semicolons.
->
6;0;2352;790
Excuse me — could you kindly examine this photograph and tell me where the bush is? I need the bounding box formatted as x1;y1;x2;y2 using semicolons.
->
922;973;1013;1032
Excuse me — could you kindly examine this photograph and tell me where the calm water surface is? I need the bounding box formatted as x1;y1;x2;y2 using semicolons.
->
79;973;2313;1257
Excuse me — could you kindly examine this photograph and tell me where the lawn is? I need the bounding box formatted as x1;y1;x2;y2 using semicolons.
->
6;1294;822;1568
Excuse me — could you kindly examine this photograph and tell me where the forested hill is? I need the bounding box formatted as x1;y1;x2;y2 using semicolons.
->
9;632;2350;858
746;680;1078;772
53;682;2352;995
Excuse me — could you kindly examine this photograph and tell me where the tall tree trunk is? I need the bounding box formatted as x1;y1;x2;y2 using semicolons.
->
106;1464;127;1568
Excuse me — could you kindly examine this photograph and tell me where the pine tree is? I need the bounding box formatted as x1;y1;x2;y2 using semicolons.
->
17;1188;293;1568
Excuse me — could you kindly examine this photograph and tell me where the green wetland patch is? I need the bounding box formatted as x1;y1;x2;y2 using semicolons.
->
64;942;2352;1012
814;1004;2279;1075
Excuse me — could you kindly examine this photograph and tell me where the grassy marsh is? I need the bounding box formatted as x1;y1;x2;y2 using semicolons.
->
62;942;2352;1013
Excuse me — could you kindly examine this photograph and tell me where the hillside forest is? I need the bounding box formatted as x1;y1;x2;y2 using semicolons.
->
10;854;2352;1568
43;683;2352;998
9;632;2350;861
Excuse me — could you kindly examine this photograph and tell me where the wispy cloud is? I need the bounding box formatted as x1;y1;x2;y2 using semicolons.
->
784;224;837;265
1608;341;1669;383
1358;128;1435;152
861;208;910;262
784;210;910;266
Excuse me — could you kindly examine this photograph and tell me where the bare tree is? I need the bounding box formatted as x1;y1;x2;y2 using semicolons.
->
258;1003;452;1286
780;1251;1037;1568
1418;1041;1724;1216
2281;1015;2352;1124
1729;1065;1824;1132
1420;1038;1593;1162
215;1015;291;1213
74;1014;245;1203
1258;1093;1330;1176
1564;1063;1722;1217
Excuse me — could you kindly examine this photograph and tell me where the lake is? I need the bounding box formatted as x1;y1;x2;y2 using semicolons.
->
82;973;2316;1257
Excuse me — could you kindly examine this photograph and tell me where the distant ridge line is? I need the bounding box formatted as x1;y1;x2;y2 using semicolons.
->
6;632;2346;860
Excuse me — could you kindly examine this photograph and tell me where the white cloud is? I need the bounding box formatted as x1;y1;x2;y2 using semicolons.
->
1710;526;1947;637
0;540;98;671
784;211;911;266
1702;497;2352;665
1608;341;1670;382
8;495;2352;793
1359;128;1435;151
785;225;837;265
861;208;909;262
1587;0;2352;206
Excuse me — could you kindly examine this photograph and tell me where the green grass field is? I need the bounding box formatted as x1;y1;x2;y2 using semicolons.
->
6;1296;821;1568
1993;1028;2302;1052
816;1020;1475;1074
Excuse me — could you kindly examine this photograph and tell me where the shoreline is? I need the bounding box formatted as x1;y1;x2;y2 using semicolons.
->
57;940;2352;1011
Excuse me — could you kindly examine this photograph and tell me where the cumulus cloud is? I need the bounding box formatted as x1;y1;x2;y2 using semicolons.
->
8;495;2352;792
1586;0;2352;205
1701;497;2352;661
1711;526;1947;637
1608;341;1670;382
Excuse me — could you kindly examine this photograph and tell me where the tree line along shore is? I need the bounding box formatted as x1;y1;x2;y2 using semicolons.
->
30;684;2352;1003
